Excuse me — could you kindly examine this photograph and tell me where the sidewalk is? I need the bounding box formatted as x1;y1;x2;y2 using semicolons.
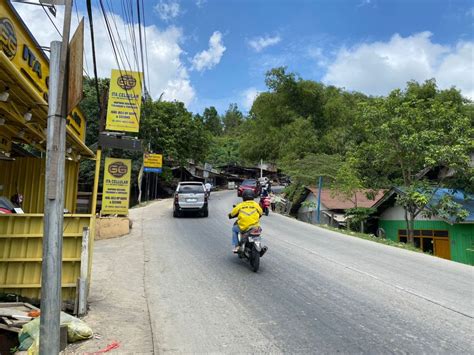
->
66;205;155;354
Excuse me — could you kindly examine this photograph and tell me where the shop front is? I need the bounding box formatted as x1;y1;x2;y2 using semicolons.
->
0;1;96;304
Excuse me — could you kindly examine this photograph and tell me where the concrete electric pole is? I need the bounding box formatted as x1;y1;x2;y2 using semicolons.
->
40;0;73;353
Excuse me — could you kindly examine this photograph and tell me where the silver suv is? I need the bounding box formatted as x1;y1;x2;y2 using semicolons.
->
173;181;208;218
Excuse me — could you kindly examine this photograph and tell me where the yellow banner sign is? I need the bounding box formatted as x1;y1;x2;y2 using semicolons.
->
144;153;162;168
106;69;142;132
101;157;131;215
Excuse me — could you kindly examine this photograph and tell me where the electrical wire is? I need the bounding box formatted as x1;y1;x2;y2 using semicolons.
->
39;1;62;38
98;0;141;122
136;0;147;94
141;0;151;96
86;0;102;110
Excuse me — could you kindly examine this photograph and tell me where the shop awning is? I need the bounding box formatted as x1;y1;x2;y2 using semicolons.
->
0;1;94;159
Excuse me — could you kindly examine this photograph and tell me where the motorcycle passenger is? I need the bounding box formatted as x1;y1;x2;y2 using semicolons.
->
228;189;263;253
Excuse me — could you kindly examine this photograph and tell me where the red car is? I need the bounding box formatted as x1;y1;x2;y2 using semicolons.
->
237;179;261;197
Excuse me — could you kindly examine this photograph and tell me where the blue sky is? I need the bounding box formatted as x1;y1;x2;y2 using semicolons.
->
13;0;474;115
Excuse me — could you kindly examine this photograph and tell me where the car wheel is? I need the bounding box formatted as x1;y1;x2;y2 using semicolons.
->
173;209;180;218
202;208;208;218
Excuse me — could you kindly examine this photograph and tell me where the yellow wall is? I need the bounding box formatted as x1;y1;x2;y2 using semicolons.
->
0;157;79;213
0;214;94;303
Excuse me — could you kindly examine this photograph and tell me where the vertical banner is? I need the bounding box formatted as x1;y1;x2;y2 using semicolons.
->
101;157;132;215
106;69;143;132
143;153;163;173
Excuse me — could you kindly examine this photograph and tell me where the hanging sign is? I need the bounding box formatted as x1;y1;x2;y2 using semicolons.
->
106;69;142;132
143;153;162;173
101;157;131;215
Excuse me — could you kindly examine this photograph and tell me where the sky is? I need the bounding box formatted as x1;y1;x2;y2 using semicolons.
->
12;0;474;115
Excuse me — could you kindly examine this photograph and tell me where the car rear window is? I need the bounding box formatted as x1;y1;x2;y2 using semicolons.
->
242;180;256;186
178;185;204;193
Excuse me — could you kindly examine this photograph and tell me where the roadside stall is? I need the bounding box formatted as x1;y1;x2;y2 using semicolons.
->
0;2;96;305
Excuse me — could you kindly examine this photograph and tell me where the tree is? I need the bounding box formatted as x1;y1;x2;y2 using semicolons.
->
222;103;244;133
202;106;222;136
355;80;472;244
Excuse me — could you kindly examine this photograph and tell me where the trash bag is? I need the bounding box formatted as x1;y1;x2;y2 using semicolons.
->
18;312;93;351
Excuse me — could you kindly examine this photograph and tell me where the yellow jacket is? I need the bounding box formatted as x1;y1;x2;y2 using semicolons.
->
230;200;263;231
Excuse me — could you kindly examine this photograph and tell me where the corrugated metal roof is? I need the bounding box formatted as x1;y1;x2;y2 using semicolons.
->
306;188;385;210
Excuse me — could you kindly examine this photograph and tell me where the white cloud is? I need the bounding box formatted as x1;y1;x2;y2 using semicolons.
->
322;32;474;99
307;47;328;67
154;0;181;21
195;0;207;8
191;31;226;72
248;35;281;52
241;87;259;111
12;2;195;105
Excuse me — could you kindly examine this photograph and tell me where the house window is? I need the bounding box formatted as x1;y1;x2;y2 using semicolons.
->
398;229;450;259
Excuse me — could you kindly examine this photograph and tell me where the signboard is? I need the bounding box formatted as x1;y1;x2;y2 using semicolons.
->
101;157;131;215
99;133;142;151
106;69;143;132
143;153;162;173
67;108;86;142
67;18;84;115
0;1;87;144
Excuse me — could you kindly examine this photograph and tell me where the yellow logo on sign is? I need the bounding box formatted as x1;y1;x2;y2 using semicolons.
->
117;75;136;90
0;17;17;60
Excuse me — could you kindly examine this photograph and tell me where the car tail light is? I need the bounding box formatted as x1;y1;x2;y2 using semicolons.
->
174;194;178;203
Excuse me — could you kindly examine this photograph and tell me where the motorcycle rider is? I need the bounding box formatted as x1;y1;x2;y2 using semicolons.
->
228;189;263;253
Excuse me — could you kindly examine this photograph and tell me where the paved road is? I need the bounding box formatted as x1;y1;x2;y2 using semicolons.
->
140;191;473;354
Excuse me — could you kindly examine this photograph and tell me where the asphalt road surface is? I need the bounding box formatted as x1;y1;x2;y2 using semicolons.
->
140;191;473;354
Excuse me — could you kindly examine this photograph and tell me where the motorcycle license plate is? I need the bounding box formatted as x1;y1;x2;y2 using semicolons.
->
186;198;197;202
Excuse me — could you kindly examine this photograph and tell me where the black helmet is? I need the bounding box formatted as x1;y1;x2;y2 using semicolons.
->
242;189;255;201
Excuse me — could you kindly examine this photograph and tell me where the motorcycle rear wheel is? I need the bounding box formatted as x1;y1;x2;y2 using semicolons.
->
250;248;260;272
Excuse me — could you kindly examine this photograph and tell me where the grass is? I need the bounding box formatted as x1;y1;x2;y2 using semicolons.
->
314;223;426;254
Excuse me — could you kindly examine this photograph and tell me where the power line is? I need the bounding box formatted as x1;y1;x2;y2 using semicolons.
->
136;0;147;94
141;0;151;96
86;0;101;110
98;0;141;122
39;1;62;37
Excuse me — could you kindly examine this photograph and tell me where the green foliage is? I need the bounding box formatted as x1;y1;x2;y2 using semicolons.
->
331;158;363;206
344;207;376;231
206;135;241;165
202;106;222;136
222;103;244;134
355;79;472;187
279;153;342;184
423;193;469;223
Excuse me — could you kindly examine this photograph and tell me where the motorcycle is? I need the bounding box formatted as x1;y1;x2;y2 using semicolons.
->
259;195;271;216
236;226;267;272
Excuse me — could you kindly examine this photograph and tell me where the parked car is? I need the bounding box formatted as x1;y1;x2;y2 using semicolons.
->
237;179;261;197
173;181;208;217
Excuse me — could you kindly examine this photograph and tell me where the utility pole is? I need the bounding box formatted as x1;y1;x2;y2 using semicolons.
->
40;1;73;354
316;176;323;224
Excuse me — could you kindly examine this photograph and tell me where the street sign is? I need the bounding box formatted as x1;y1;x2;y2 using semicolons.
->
144;167;162;173
144;153;162;168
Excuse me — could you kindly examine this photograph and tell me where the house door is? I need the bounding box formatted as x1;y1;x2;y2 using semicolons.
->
434;239;450;260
